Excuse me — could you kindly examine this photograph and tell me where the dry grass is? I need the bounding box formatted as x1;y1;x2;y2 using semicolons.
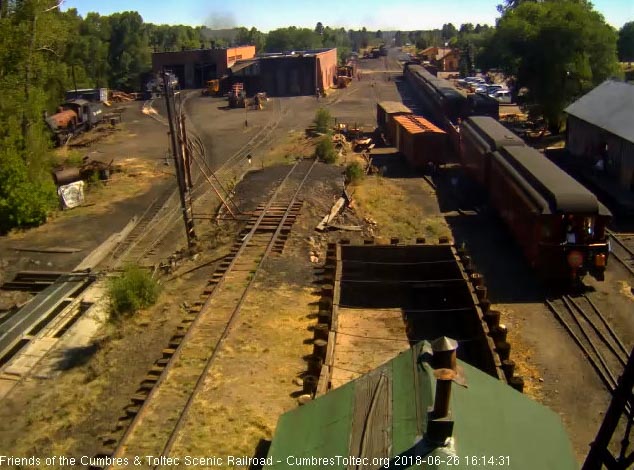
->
52;147;84;167
337;149;367;169
496;304;544;400
0;264;225;462
261;131;316;168
51;157;169;221
1;322;119;458
352;175;451;242
331;308;409;389
168;283;317;463
618;281;634;301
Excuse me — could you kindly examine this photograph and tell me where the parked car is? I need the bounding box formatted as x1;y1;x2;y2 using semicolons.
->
457;76;485;88
485;84;504;95
490;90;512;103
474;84;489;94
469;80;489;92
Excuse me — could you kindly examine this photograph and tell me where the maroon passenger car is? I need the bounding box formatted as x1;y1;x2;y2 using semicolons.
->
461;117;611;282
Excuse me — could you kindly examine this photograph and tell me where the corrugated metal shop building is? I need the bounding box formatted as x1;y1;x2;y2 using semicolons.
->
151;45;256;88
228;48;338;97
266;340;578;470
565;80;634;191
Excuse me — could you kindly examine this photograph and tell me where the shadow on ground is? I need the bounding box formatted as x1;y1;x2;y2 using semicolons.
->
55;342;101;371
431;167;546;304
248;439;272;469
369;150;419;179
364;152;544;303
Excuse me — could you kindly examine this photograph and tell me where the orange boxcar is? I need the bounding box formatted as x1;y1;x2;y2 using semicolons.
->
393;115;447;168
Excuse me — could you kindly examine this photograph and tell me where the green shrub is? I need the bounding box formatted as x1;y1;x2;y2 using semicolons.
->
64;151;84;167
344;162;364;184
0;148;56;234
313;108;332;134
315;136;337;163
108;265;160;319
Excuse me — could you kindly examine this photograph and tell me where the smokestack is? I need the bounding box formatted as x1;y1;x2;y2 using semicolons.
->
432;368;455;419
426;337;458;445
431;336;458;371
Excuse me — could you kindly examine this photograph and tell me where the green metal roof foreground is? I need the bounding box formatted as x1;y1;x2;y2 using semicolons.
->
266;342;577;469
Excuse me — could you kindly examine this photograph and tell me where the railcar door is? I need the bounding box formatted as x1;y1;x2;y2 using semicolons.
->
535;215;566;279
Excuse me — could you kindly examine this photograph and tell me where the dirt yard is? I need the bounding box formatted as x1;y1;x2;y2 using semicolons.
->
0;102;174;309
0;49;631;469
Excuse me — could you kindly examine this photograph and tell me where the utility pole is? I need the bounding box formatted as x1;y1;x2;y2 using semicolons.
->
163;72;196;248
583;348;634;470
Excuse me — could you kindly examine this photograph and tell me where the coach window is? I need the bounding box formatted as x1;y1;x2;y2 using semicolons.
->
583;217;594;238
541;222;552;241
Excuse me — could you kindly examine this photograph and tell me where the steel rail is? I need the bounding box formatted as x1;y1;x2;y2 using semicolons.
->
607;229;634;258
561;296;617;389
105;159;312;467
583;294;630;358
114;93;281;265
546;297;632;416
212;99;286;178
130;95;283;261
606;230;634;277
566;295;628;367
546;299;615;393
156;158;318;464
185;130;240;214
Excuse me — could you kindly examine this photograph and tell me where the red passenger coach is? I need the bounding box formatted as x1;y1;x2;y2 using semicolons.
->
394;115;447;168
460;116;524;186
461;117;611;283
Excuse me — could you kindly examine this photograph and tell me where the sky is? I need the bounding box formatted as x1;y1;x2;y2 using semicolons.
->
62;0;633;31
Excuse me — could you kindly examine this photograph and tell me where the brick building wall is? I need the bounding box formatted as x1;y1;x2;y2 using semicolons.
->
152;45;256;88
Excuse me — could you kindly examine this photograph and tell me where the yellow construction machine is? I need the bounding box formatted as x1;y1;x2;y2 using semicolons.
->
201;79;220;96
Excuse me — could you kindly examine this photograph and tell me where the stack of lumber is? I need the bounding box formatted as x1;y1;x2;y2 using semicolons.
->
110;91;136;102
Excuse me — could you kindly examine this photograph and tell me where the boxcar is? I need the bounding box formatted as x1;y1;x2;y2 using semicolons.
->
461;117;611;282
376;101;412;144
393;115;447;168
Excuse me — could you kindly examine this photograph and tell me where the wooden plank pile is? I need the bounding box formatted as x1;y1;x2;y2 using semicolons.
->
110;91;137;102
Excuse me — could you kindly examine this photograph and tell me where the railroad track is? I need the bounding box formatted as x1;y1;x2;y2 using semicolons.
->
546;293;631;413
105;187;179;269
95;158;317;469
607;229;634;277
216;98;285;177
105;97;286;268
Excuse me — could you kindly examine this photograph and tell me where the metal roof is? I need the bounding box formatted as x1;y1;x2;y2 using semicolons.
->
267;342;578;469
258;48;336;59
394;115;446;135
408;65;467;101
564;80;634;143
377;101;412;115
463;116;525;152
229;59;257;73
63;99;91;107
497;145;606;214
